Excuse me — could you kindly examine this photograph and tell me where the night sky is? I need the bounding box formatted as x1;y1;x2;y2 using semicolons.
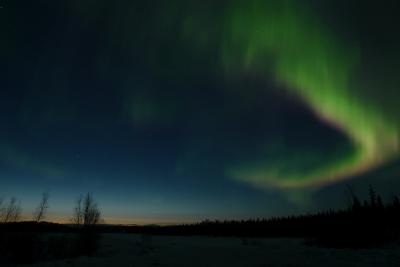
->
1;0;400;224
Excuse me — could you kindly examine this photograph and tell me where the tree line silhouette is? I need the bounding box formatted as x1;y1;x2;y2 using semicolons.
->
128;186;400;248
1;186;399;264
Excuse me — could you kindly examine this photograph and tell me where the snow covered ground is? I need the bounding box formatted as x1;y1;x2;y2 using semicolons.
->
9;234;400;267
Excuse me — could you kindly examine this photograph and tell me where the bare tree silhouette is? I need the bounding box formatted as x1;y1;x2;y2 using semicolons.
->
33;192;49;223
71;193;102;256
2;197;22;223
72;195;83;226
83;193;101;226
72;193;101;227
0;197;4;222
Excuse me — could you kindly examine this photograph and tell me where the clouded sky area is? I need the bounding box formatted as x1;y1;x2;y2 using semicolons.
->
1;0;400;224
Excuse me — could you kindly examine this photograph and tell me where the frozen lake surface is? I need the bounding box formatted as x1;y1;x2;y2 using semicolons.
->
12;234;400;267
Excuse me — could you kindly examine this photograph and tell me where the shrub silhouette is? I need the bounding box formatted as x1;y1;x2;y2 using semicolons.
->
72;193;101;227
72;193;102;256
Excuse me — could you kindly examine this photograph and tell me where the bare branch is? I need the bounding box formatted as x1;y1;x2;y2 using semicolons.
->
33;192;49;223
83;193;101;226
72;193;101;227
0;197;4;221
3;197;22;223
72;195;84;226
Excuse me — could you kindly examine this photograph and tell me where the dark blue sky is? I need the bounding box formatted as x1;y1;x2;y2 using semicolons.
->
1;0;400;224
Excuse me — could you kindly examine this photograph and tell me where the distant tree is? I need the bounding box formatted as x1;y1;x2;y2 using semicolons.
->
3;197;22;223
33;192;49;223
346;185;361;211
72;193;101;227
376;195;384;210
369;185;377;208
393;195;400;209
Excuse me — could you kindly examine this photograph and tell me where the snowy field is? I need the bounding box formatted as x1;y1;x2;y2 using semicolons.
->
8;234;400;267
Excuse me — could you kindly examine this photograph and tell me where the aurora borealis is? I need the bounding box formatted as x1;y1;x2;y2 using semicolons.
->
1;0;400;223
221;0;400;188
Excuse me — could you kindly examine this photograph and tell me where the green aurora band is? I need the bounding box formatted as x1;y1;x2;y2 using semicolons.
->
61;0;400;190
218;0;400;188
